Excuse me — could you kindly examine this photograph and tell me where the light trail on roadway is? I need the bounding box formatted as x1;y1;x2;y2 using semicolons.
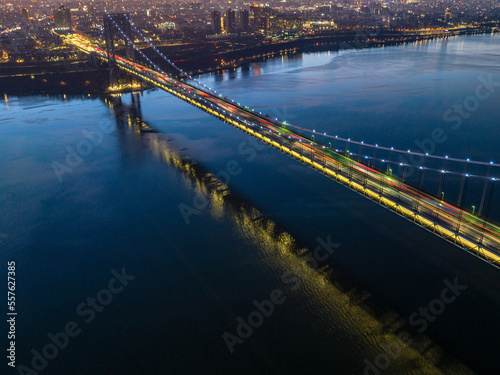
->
60;32;500;267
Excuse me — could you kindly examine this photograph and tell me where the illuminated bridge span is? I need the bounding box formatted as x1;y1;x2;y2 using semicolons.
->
59;13;500;268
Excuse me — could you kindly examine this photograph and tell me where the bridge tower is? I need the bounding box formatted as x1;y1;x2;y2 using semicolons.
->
103;13;135;87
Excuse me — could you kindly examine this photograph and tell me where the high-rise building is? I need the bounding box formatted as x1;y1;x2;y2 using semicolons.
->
20;8;29;22
54;6;71;31
239;9;249;32
445;7;452;22
249;4;261;28
226;8;236;33
211;10;222;34
249;5;274;32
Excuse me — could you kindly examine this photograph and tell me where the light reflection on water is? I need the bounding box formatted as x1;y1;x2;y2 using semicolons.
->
113;97;474;375
1;34;500;374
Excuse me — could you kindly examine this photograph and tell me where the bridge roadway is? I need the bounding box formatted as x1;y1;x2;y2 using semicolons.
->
62;33;500;267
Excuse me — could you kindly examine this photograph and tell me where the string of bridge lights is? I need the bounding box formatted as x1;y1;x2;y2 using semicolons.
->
279;124;500;170
297;146;497;181
109;17;252;125
263;130;498;180
109;17;170;77
110;15;264;108
107;15;498;177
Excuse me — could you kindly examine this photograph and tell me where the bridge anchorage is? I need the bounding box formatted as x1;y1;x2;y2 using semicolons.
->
60;16;500;269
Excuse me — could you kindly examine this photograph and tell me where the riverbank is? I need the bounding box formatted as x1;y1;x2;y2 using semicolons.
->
1;26;497;94
0;60;153;95
0;60;109;94
182;27;499;76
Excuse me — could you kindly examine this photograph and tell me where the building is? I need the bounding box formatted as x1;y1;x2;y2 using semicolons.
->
249;5;275;33
445;7;452;22
316;5;331;14
20;8;29;23
276;15;303;32
250;5;262;29
226;8;236;33
158;21;176;31
239;9;249;32
211;10;222;34
54;6;71;31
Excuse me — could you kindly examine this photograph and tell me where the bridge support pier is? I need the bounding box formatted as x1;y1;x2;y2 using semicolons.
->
103;13;135;88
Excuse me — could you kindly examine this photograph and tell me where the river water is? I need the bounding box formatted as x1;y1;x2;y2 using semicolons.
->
1;34;500;375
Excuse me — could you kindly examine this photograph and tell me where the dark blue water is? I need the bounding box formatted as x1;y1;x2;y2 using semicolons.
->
1;34;500;375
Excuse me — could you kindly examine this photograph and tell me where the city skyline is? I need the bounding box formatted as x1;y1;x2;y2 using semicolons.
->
1;1;500;375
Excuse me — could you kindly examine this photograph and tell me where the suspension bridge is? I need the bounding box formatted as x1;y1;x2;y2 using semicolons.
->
56;13;500;268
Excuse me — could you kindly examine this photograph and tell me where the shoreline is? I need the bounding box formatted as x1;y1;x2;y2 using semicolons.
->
1;28;497;95
187;28;499;77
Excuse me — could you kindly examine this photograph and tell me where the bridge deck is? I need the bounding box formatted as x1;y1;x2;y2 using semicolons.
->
60;32;500;268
